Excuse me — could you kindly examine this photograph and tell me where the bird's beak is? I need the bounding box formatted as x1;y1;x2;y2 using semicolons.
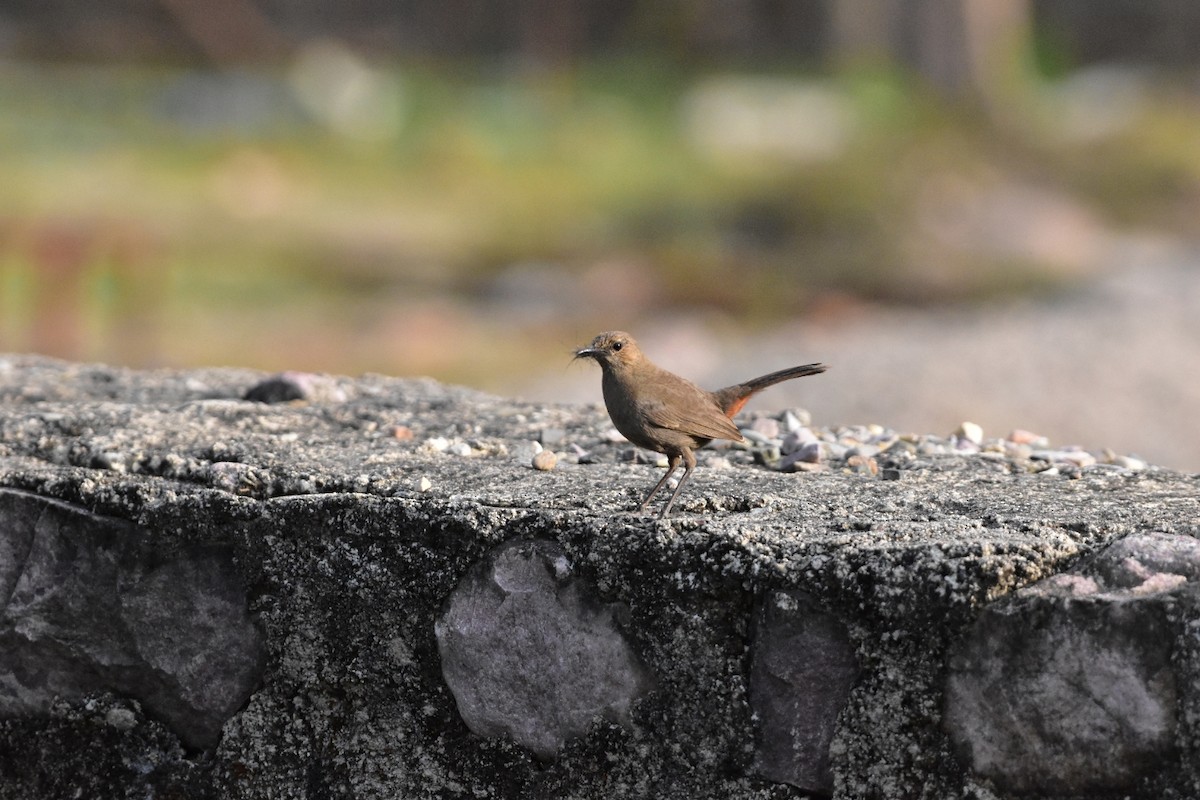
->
573;346;599;360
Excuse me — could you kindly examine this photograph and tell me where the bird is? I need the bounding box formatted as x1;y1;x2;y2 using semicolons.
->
574;331;826;517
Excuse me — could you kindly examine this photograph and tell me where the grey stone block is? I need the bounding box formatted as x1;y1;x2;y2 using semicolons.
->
749;589;858;793
945;531;1200;795
435;539;652;758
0;488;265;749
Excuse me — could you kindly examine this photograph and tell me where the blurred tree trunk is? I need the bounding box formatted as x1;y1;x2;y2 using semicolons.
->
517;0;584;66
159;0;286;63
829;0;905;64
830;0;1033;109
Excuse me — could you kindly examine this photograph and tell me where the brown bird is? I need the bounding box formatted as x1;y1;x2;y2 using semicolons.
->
574;331;827;517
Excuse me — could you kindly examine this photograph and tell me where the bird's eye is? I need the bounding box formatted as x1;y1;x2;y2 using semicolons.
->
612;341;623;351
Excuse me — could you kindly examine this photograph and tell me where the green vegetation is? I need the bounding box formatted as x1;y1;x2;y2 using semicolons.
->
1;59;1198;380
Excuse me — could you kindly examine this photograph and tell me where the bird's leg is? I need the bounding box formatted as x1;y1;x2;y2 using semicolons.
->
638;453;680;513
658;449;696;518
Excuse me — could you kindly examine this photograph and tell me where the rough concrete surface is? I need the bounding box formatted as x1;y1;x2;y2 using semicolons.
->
0;354;1198;799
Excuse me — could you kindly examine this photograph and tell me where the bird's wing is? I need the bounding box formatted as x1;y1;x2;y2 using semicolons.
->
640;375;744;442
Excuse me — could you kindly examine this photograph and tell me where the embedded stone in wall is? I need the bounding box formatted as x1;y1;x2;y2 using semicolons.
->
0;488;266;749
944;532;1200;795
434;539;652;759
749;589;859;794
1088;531;1200;589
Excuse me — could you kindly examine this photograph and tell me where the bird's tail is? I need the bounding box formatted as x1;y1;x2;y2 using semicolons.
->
717;363;827;417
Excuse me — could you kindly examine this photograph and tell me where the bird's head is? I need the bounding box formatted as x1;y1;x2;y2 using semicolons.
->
573;331;643;372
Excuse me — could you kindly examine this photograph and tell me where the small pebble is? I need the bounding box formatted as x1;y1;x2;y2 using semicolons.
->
782;460;825;474
424;436;450;453
846;455;879;476
392;425;414;441
1007;428;1046;446
881;439;916;456
954;421;984;445
750;417;780;439
845;444;880;459
539;427;566;445
779;432;804;456
418;477;432;492
448;442;473;457
796;441;822;463
243;371;346;404
1112;455;1146;471
1003;442;1032;460
753;447;782;466
510;441;542;464
782;408;811;429
823;442;849;461
780;427;818;455
779;444;820;472
779;451;804;472
1032;449;1096;468
570;443;593;463
604;428;627;443
741;429;774;446
531;450;558;471
105;707;137;731
1057;450;1096;468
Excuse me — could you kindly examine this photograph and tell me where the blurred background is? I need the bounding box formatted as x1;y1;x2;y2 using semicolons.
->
1;0;1198;469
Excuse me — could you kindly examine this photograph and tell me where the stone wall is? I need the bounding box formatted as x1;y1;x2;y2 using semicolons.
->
0;355;1198;799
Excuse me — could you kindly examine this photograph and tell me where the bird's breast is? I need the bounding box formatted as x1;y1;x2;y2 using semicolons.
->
600;370;659;450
